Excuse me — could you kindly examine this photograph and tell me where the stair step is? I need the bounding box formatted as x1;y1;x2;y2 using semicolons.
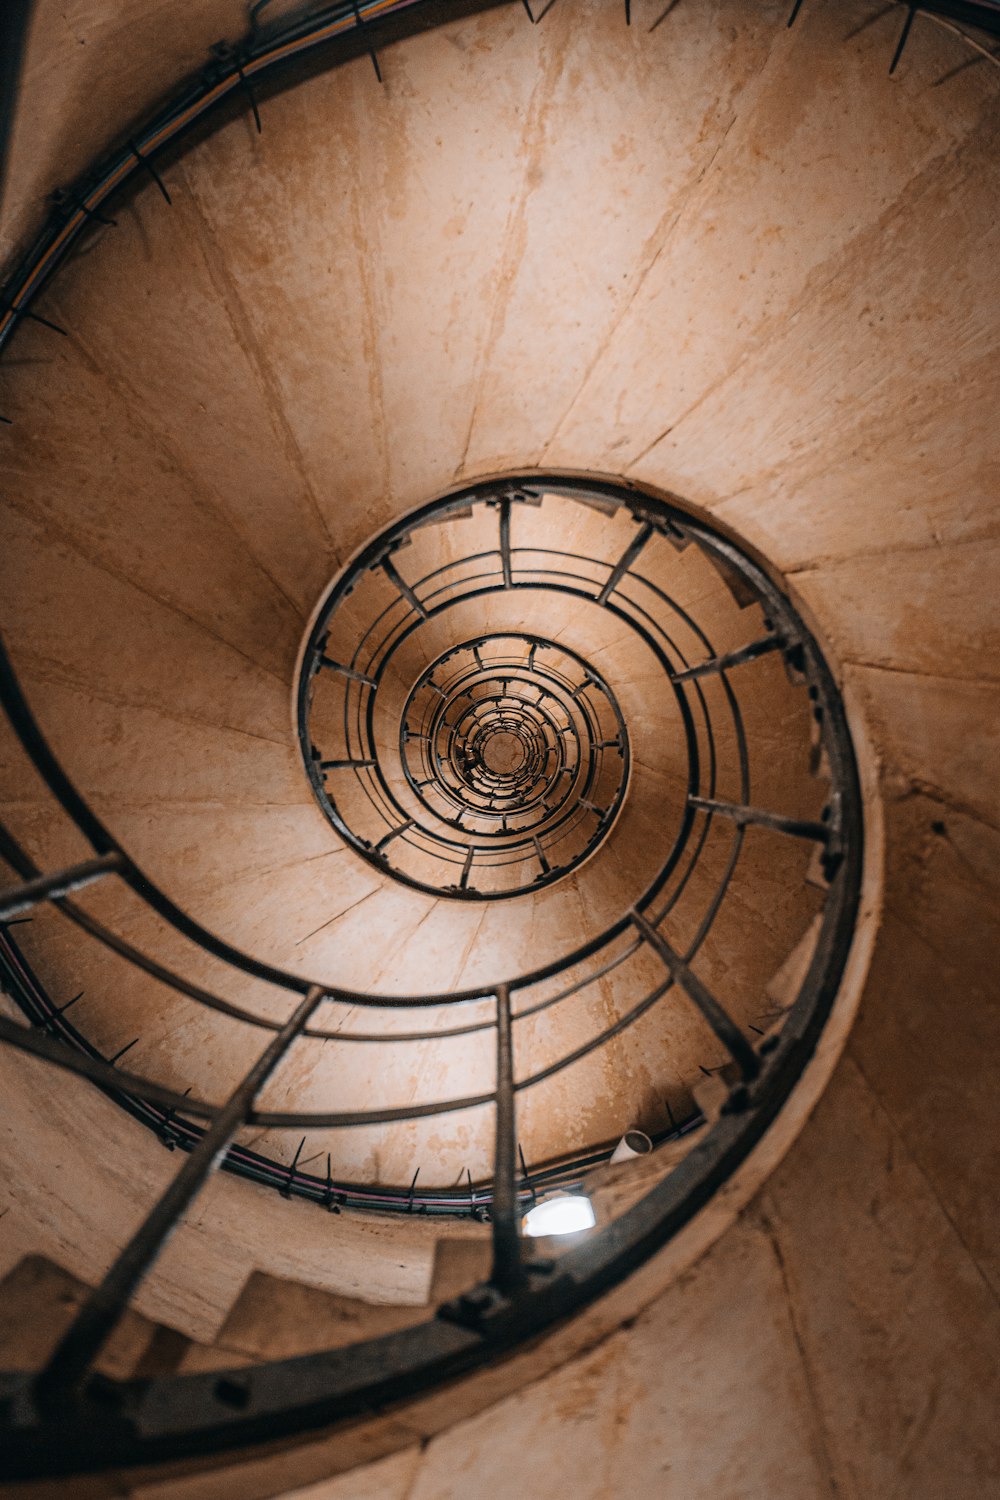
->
428;1237;492;1304
176;1342;256;1374
766;913;823;1010
211;1270;430;1361
0;1254;193;1378
582;1130;705;1225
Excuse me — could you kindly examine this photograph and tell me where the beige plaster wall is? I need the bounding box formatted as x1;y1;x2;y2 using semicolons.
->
0;0;998;1494
0;479;819;1191
1;0;251;266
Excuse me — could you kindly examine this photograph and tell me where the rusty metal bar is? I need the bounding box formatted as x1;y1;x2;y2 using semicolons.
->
0;850;123;922
375;819;413;853
631;909;760;1080
383;554;428;619
34;986;325;1404
671;635;782;683
490;985;525;1292
319;656;377;687
688;795;829;843
597;521;653;605
499;497;513;589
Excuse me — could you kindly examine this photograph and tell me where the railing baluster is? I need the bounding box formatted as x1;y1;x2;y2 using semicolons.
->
671;634;782;683
382;554;428;619
34;986;325;1405
499;497;513;589
0;849;123;922
490;985;525;1293
597;521;653;605
375;820;413;853
631;910;760;1081
688;795;829;843
319;656;377;687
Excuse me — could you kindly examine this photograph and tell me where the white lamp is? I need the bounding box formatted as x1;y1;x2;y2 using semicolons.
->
522;1192;596;1238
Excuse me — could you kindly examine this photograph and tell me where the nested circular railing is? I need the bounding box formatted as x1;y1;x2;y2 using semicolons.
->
0;0;890;1476
298;494;638;896
0;469;863;1476
397;633;629;890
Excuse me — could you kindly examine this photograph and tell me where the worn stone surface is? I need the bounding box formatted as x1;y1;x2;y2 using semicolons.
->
339;1216;839;1500
2;0;249;265
0;482;814;1184
0;0;998;1495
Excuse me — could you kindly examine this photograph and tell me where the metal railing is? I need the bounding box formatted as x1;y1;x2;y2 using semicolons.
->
0;918;667;1216
0;0;881;1475
299;503;635;895
0;474;863;1476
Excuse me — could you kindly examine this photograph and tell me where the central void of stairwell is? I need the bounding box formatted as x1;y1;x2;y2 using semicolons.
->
295;484;638;899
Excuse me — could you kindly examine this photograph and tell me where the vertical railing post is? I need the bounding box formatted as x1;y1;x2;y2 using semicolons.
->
490;984;525;1293
499;496;513;589
34;986;326;1407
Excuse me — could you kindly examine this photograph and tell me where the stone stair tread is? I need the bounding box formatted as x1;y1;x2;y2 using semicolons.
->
0;1254;193;1379
582;1130;705;1224
176;1342;257;1374
428;1238;492;1304
213;1270;431;1360
767;913;823;1009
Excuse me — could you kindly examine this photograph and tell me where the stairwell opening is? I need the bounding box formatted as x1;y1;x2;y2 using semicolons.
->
10;0;983;1482
0;468;866;1477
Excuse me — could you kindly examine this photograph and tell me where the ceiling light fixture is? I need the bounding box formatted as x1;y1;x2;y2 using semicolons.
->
522;1193;597;1238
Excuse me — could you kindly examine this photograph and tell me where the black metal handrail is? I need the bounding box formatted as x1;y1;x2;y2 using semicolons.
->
299;503;640;895
0;921;693;1215
0;473;863;1475
0;0;876;1474
397;634;629;882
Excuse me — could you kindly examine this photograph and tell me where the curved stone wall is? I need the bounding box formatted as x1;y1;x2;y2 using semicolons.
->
0;1;997;1493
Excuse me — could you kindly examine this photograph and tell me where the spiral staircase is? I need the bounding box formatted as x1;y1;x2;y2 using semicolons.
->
0;2;997;1497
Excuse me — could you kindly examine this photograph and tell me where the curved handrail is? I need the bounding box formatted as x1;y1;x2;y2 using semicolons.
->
0;0;866;1469
0;474;858;1208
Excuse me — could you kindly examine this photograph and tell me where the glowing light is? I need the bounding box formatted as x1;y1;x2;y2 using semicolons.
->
522;1193;596;1238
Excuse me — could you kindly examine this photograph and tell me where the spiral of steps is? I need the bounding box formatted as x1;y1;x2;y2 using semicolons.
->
1;469;853;1192
0;452;861;1474
0;0;997;1494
